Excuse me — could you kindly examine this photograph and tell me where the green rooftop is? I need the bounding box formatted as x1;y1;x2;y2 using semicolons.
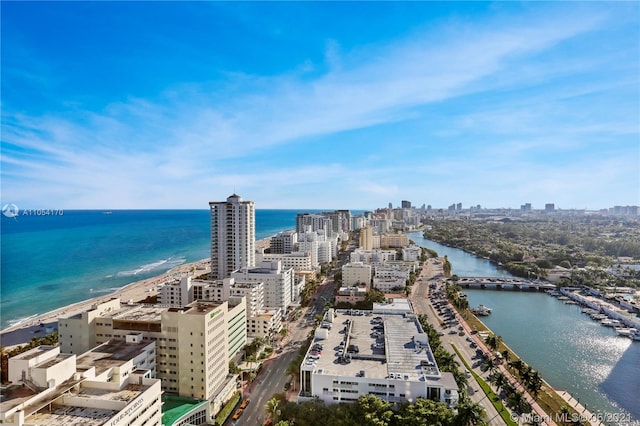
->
162;395;207;426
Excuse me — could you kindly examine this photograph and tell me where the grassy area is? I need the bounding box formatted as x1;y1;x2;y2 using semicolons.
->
451;343;517;426
462;311;584;424
215;391;241;426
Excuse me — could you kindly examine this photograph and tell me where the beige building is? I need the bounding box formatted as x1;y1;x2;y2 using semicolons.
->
59;299;233;411
359;225;374;250
380;232;409;248
2;340;162;426
342;262;372;288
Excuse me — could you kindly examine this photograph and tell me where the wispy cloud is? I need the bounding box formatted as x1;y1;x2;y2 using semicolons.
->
1;2;637;209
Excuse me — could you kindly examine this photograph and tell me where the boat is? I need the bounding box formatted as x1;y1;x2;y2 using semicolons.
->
615;328;638;337
601;319;622;327
471;305;492;316
102;211;113;215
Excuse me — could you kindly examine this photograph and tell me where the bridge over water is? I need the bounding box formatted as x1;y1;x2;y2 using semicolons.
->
454;277;556;292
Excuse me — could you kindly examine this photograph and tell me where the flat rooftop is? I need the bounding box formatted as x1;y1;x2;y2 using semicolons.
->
5;380;154;425
109;304;165;322
76;339;152;376
305;310;440;381
27;405;118;426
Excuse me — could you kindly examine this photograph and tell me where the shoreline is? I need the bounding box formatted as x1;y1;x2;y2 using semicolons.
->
0;236;273;349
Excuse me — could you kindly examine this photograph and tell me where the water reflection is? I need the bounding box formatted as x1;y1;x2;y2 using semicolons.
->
409;232;639;423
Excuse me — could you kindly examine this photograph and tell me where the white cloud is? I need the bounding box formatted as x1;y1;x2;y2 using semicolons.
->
1;3;636;209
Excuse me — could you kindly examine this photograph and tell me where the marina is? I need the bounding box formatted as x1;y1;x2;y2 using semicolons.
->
408;232;640;424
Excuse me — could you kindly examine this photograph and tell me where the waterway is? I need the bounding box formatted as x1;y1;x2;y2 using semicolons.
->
408;232;639;425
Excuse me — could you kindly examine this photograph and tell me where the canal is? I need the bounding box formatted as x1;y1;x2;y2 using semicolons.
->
408;232;640;425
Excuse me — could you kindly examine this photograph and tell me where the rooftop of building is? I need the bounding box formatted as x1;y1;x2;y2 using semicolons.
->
75;338;153;376
304;310;447;383
168;301;224;316
372;298;413;314
110;304;166;322
10;344;59;361
1;372;155;425
27;404;119;426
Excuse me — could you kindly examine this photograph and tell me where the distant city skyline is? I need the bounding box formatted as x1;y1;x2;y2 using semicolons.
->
2;2;638;210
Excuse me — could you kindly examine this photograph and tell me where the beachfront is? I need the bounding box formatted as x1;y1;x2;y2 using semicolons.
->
0;237;273;349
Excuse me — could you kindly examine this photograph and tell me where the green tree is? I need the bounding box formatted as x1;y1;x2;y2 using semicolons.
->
443;255;452;277
400;397;456;426
352;395;394;426
454;400;487;426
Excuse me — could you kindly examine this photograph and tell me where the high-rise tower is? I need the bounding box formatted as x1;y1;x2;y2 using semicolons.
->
210;194;255;279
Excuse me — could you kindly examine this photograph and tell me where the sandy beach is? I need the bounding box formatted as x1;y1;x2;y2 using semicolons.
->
0;236;273;349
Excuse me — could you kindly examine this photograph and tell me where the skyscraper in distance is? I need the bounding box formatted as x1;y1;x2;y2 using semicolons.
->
210;194;255;279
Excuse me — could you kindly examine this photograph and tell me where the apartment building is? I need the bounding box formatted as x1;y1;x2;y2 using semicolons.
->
270;230;298;254
210;194;255;280
257;251;313;273
232;261;294;312
380;232;409;248
342;262;372;288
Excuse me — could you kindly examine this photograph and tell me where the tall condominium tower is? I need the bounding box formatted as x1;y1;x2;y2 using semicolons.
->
210;194;255;279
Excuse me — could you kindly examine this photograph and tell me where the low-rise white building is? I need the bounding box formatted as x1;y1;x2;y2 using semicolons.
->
350;248;397;265
402;245;423;262
298;309;458;407
2;340;162;426
247;307;283;339
257;251;313;274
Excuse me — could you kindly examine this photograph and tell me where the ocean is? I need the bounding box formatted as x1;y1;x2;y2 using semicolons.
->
0;209;305;330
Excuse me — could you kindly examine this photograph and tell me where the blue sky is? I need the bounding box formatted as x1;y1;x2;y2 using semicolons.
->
2;2;638;210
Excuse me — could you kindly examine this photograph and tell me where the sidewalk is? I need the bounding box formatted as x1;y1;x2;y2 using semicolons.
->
456;311;557;426
555;389;605;426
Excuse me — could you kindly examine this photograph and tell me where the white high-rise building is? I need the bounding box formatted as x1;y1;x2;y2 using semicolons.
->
232;261;294;312
210;194;255;280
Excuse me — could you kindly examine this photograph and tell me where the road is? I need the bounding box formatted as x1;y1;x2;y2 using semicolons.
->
228;241;352;425
410;261;508;426
230;276;340;425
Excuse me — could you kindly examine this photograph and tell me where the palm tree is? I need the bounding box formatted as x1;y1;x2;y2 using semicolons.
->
509;359;524;376
481;357;496;374
265;397;281;422
435;347;459;372
501;350;511;365
485;335;497;351
506;390;526;414
527;370;543;398
495;335;503;351
491;371;508;393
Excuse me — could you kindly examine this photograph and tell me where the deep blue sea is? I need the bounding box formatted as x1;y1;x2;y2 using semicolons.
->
0;209;308;330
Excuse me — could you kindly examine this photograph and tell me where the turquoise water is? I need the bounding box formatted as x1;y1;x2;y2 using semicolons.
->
1;209;301;330
408;232;639;424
